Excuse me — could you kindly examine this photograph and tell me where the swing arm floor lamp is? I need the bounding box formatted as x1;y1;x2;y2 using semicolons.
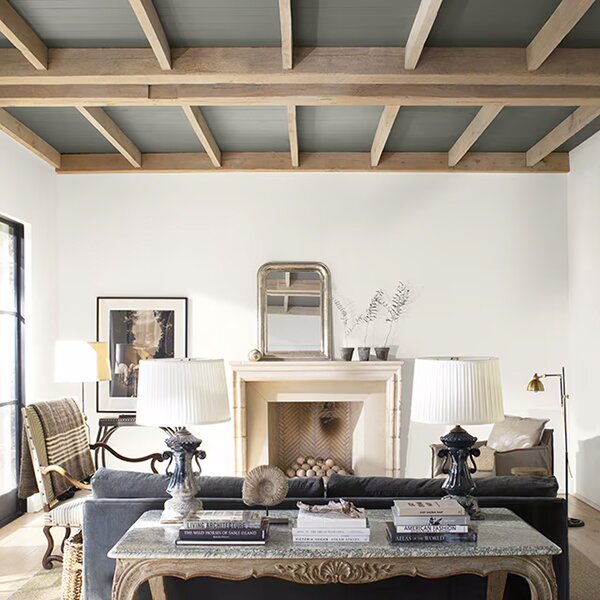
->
527;367;584;528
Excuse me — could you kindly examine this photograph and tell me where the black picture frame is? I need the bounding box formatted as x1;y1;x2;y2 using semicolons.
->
96;296;188;414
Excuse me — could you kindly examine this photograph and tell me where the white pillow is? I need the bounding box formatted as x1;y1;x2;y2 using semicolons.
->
487;415;549;452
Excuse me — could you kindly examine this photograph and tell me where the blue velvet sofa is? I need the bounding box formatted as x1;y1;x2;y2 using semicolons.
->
83;469;568;600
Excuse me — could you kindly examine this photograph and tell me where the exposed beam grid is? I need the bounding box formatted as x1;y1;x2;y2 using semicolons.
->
448;104;503;167
182;105;221;167
128;0;171;70
0;0;47;70
526;106;600;166
371;106;401;166
527;0;597;70
76;106;142;167
56;152;569;174
287;105;299;167
405;0;444;70
0;107;60;167
278;0;293;70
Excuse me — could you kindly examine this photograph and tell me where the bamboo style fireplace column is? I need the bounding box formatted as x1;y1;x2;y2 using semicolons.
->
230;361;403;477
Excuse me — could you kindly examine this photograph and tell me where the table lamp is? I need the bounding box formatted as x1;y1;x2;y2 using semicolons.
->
136;358;231;523
527;368;584;528
54;340;111;414
412;357;504;519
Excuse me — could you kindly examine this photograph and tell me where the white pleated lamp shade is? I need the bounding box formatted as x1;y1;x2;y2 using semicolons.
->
411;357;504;425
136;358;231;427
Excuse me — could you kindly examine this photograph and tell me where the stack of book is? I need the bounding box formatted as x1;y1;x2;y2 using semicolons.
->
293;504;369;543
387;499;477;543
177;510;269;546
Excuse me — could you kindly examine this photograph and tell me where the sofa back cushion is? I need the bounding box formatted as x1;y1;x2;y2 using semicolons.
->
91;468;324;499
326;474;558;498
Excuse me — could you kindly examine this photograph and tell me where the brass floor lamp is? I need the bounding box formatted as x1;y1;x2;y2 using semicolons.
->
527;367;584;528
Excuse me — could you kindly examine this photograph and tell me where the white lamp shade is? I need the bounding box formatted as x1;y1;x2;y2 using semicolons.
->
136;358;231;427
55;340;111;383
411;357;504;425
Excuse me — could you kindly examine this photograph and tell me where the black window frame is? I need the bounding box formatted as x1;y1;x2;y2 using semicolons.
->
0;214;26;527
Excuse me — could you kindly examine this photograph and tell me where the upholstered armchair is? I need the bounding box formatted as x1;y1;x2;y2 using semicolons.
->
431;429;554;478
20;398;165;569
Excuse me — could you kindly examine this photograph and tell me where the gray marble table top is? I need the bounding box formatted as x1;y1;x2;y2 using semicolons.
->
109;508;561;561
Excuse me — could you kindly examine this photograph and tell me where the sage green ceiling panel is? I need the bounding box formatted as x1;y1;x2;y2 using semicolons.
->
7;0;147;47
428;0;560;47
5;107;116;153
292;0;421;47
384;107;480;152
201;106;289;151
561;1;600;47
470;107;576;152
104;107;205;153
154;0;281;46
297;106;382;152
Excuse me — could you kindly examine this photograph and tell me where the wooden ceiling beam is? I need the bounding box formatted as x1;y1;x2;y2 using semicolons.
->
405;0;444;70
76;106;142;167
0;0;47;70
0;107;60;167
57;152;568;174
526;106;600;166
371;106;401;167
2;47;600;86
287;105;299;167
448;104;503;167
128;0;171;70
527;0;596;71
278;0;293;70
2;84;600;107
181;105;221;167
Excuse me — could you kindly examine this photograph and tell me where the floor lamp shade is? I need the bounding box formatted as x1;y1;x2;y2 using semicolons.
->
136;358;231;427
412;357;504;425
55;340;111;383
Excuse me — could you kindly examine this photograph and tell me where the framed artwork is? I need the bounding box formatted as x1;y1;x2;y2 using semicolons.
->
96;297;188;413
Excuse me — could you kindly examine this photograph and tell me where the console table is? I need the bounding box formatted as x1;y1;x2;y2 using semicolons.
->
109;508;560;600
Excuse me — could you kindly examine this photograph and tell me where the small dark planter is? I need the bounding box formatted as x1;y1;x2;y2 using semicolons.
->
340;347;355;361
375;347;390;361
357;347;371;361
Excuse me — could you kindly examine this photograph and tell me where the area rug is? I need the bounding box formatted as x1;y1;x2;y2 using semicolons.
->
9;546;600;599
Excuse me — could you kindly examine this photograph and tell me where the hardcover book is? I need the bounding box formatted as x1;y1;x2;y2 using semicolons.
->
392;499;466;517
391;510;470;527
386;522;477;543
183;510;263;529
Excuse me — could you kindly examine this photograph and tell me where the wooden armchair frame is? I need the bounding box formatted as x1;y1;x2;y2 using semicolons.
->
22;405;166;569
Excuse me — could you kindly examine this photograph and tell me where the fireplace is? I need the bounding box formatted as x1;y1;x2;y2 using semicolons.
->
230;361;403;477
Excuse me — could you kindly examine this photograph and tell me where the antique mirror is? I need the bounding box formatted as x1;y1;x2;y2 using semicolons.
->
257;262;332;360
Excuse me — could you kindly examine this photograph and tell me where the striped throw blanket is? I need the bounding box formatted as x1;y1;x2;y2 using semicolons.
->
19;398;95;500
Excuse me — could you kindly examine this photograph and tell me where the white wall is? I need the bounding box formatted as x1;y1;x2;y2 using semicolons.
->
0;134;59;403
55;172;569;482
568;131;600;508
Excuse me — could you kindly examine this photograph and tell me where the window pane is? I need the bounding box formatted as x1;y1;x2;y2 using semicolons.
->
0;404;17;495
0;315;17;405
0;221;18;313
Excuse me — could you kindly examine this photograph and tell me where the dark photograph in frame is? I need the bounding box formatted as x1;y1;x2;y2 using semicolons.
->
96;297;188;413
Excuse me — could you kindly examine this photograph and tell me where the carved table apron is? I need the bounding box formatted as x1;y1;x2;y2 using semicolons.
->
109;509;560;600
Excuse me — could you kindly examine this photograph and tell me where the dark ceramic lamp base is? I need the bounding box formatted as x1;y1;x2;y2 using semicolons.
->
437;425;483;520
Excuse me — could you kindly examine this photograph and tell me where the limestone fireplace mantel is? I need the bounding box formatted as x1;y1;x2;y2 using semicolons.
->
230;361;403;477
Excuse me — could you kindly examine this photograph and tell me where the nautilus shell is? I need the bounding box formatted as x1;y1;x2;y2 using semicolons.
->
242;465;289;507
248;348;263;362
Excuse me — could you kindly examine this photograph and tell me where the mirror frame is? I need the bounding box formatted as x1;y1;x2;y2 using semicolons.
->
257;261;332;360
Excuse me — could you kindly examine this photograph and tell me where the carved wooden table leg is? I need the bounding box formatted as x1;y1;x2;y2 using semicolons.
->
487;571;507;600
148;577;167;600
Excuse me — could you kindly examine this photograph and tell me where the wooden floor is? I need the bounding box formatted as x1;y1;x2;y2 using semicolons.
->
0;496;598;598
